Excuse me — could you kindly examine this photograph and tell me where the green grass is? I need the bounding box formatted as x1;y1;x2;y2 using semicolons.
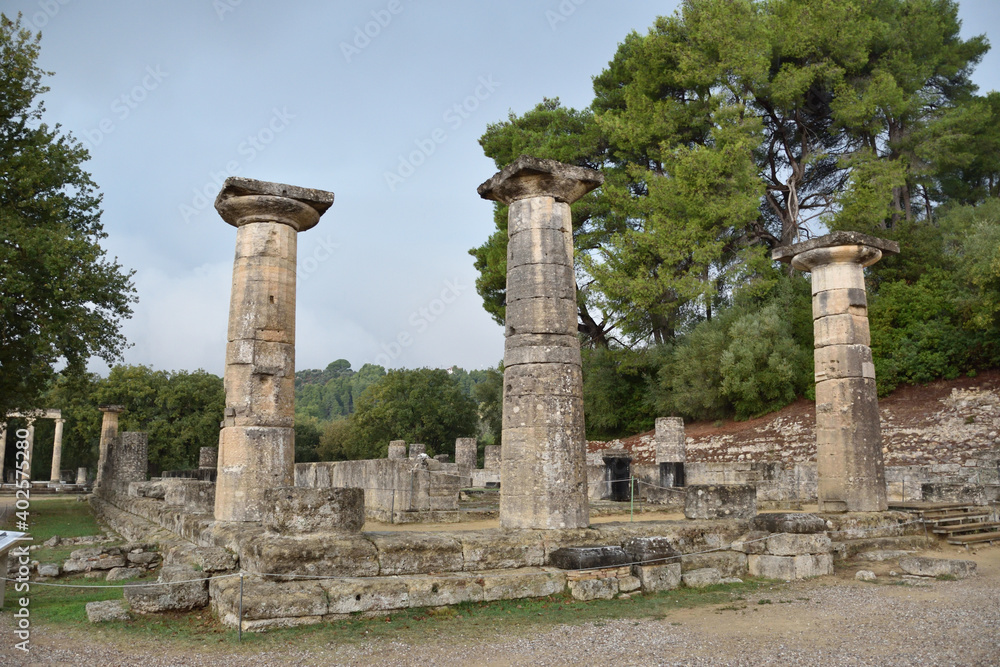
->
1;496;104;542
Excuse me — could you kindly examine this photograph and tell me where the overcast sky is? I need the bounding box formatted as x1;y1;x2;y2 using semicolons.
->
10;0;1000;378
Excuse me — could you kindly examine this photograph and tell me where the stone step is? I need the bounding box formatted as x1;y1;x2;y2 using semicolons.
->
922;511;990;525
947;531;1000;546
932;522;1000;536
833;535;935;561
888;501;977;512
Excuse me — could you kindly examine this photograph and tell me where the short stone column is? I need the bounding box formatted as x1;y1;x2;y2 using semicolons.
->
117;432;149;493
214;177;335;522
408;443;426;459
484;445;500;472
95;405;124;490
49;418;65;483
76;467;88;485
478;155;604;530
455;438;477;472
773;231;899;512
387;440;407;460
654;417;686;463
198;447;218;470
0;424;6;482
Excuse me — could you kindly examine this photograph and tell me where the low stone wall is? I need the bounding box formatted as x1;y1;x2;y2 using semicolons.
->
295;458;461;523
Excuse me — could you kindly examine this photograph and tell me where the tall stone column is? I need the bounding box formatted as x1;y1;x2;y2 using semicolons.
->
478;156;603;530
213;177;334;522
95;405;124;491
0;424;6;483
773;231;899;512
50;418;65;483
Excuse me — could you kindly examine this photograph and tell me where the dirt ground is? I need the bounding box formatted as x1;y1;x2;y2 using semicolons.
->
3;545;998;666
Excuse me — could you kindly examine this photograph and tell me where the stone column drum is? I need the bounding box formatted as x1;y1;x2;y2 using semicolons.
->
773;231;899;512
49;418;65;483
654;417;686;464
478;155;604;530
95;405;124;490
198;447;218;470
214;177;335;522
455;438;477;472
387;441;407;460
0;425;6;482
24;419;35;482
484;445;500;472
76;467;88;485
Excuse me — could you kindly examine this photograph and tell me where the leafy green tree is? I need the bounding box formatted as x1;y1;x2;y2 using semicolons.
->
471;364;503;449
93;365;224;474
581;347;657;438
350;369;478;460
294;417;323;463
0;14;136;417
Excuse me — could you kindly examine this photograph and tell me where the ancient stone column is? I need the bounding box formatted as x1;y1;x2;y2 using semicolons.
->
0;424;6;483
773;231;899;513
478;155;603;530
49;418;65;483
484;445;500;472
213;177;335;522
408;443;426;459
76;467;88;485
95;405;124;490
654;417;686;464
455;438;477;471
387;441;407;460
198;447;218;470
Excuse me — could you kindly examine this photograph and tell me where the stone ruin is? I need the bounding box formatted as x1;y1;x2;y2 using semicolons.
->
78;168;991;632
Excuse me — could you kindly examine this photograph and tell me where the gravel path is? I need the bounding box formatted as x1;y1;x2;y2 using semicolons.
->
3;548;999;666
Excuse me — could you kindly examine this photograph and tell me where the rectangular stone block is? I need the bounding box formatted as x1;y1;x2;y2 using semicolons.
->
324;578;410;614
812;287;867;319
814;345;875;382
461;532;545;570
680;551;748;578
240;534;379;579
766;533;832;556
569;578;618;600
235;579;328;621
810;261;866;294
505;296;578;336
507;226;573;268
372;533;464;576
506;263;576;302
683;485;757;520
748;554;833;580
814;313;871;347
407;575;484;608
634;563;682;592
480;568;567;602
507;197;573;236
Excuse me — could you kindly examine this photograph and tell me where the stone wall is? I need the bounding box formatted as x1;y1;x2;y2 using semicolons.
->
295;457;461;523
97;431;148;498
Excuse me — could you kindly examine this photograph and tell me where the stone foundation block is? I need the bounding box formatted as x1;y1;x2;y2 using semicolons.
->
407;575;484;608
898;557;977;579
921;483;987;505
125;565;209;613
106;567;144;582
238;579;329;621
684;485;757;520
372;533;463;576
478;568;566;602
682;568;722;588
240;534;379;579
731;531;770;554
324;578;410;614
622;536;680;566
766;533;832;556
681;551;747;578
549;546;629;570
461;531;545;570
748;554;833;580
86;600;130;623
634;563;682;592
262;487;364;535
752;513;827;534
619;575;641;593
163;479;216;514
569;578;618;601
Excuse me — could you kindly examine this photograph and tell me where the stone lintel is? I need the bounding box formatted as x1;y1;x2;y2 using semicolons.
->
215;177;335;231
477;155;603;205
771;231;900;264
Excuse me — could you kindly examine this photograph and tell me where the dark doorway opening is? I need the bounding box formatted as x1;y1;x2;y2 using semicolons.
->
660;462;685;488
604;456;632;501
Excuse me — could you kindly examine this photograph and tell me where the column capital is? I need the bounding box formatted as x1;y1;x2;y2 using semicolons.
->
478;155;603;206
215;177;335;232
55;418;66;425
772;231;899;271
99;405;125;414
